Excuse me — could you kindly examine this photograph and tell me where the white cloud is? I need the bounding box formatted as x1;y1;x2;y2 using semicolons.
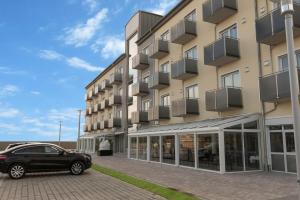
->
30;91;40;95
60;8;108;47
0;108;20;118
91;35;125;59
148;0;179;15
0;85;19;98
48;108;79;121
82;0;98;13
66;57;102;72
39;49;101;72
39;50;64;60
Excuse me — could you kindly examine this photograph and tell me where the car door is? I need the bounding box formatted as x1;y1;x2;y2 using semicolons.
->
43;145;71;171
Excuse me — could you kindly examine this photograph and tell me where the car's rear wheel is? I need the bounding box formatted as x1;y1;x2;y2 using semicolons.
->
70;161;84;175
9;163;25;179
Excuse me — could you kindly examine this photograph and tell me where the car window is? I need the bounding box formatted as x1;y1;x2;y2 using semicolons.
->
45;146;59;154
14;146;45;154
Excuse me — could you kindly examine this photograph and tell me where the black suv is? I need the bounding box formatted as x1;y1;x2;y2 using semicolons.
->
0;143;92;179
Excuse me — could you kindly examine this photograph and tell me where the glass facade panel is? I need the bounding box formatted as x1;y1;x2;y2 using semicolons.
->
271;154;285;172
286;132;295;152
179;135;195;167
287;155;297;173
130;137;137;159
270;132;283;152
244;132;260;170
244;121;258;129
198;134;219;171
162;136;175;164
150;136;160;162
138;137;147;160
225;132;243;172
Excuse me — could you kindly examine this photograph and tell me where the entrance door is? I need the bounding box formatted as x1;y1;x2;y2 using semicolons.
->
268;125;297;173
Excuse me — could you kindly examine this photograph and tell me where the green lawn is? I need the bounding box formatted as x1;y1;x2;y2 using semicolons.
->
92;164;199;200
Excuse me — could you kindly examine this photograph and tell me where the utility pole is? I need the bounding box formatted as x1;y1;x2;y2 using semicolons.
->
58;121;62;146
277;0;300;198
77;109;82;151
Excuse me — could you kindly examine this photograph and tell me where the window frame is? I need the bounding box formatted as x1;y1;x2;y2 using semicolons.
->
160;61;170;73
160;94;170;106
185;84;199;99
219;24;238;39
184;46;198;60
220;70;241;88
142;99;150;111
161;30;170;41
184;10;197;22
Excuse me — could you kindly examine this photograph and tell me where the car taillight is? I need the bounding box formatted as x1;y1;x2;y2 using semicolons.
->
0;155;7;161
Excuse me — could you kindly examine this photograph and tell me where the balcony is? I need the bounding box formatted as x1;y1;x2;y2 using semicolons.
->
131;111;148;124
100;120;108;130
128;96;133;106
100;100;109;110
206;87;243;112
171;20;197;45
204;37;240;67
132;53;149;70
85;90;93;101
109;73;122;85
132;81;149;96
109;95;122;106
171;58;198;80
256;4;300;46
171;99;199;117
93;122;100;131
101;79;112;90
148;106;170;121
202;0;238;24
86;107;93;116
84;125;89;132
260;69;300;102
93;104;99;113
149;72;170;90
108;118;122;128
149;39;169;59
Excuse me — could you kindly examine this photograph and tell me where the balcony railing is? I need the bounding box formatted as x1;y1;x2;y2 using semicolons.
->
260;69;300;102
100;100;109;110
109;73;122;85
256;3;300;45
171;58;198;80
206;87;243;112
132;81;149;96
148;106;170;121
108;118;122;128
171;98;199;117
149;39;169;59
131;111;148;124
109;95;122;106
132;53;149;70
204;37;240;67
202;0;238;24
100;120;108;130
149;72;170;90
171;20;197;45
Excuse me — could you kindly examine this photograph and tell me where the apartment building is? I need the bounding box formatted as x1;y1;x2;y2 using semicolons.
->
127;0;300;174
79;54;126;153
81;0;300;174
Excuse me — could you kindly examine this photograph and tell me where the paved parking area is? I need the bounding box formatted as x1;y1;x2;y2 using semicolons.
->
0;170;165;200
93;154;299;200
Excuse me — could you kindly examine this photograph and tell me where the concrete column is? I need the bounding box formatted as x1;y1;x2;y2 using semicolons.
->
219;131;225;174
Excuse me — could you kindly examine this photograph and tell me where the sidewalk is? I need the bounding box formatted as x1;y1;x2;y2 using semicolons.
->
92;154;298;200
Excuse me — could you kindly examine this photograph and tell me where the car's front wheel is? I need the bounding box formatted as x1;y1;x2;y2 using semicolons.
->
9;163;25;179
70;161;84;175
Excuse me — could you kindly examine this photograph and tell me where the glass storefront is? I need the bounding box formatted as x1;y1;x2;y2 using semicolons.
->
179;134;194;167
138;137;147;160
162;135;175;164
150;136;160;162
130;137;137;159
244;132;260;170
198;134;219;171
225;132;244;172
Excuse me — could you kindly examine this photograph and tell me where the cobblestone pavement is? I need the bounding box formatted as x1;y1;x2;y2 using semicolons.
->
93;154;299;200
0;170;165;200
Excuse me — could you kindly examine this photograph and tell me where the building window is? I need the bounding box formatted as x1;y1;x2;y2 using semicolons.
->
160;62;169;73
118;88;123;96
220;24;237;39
186;84;199;99
184;46;198;60
142;100;150;111
279;51;300;70
117;109;122;118
117;66;123;74
143;76;149;83
185;10;196;22
142;45;150;55
161;30;170;41
161;95;170;106
221;71;240;88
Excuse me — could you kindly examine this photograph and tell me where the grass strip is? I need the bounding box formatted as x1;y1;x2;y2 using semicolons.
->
92;164;199;200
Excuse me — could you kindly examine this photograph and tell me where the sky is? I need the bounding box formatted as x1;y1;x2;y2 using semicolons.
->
0;0;179;141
